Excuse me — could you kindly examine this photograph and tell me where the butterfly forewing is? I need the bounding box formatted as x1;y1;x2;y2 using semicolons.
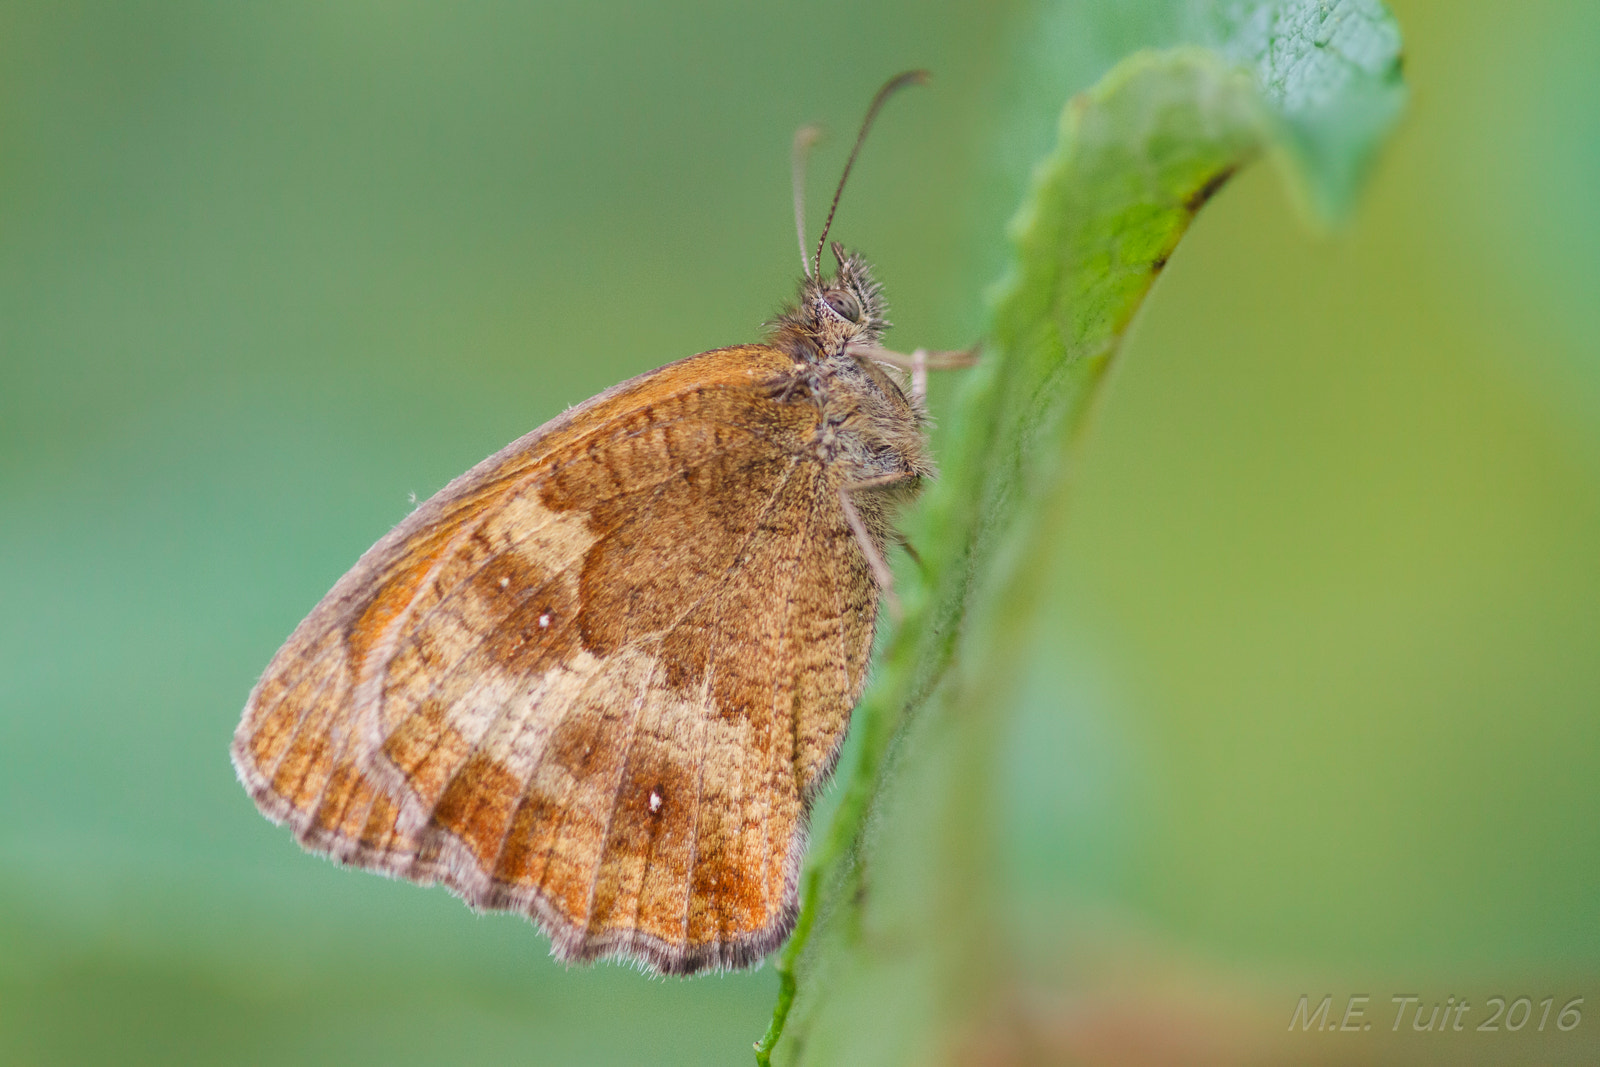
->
231;344;878;973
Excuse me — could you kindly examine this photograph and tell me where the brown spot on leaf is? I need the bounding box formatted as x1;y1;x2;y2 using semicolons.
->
1185;165;1238;213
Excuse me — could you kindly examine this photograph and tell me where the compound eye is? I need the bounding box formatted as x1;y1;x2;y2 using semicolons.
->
823;290;862;323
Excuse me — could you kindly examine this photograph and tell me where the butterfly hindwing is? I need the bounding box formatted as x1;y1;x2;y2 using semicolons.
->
231;344;878;972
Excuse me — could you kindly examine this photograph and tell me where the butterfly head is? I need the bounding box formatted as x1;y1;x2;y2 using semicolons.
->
772;241;887;361
773;72;924;366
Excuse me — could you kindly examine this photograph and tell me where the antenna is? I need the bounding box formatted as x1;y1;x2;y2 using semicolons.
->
812;69;929;279
791;123;823;278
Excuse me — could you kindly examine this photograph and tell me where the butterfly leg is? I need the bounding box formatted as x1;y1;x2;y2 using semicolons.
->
892;531;924;573
837;487;900;621
850;344;980;406
839;470;921;622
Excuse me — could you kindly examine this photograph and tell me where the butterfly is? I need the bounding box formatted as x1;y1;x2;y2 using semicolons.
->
231;71;971;975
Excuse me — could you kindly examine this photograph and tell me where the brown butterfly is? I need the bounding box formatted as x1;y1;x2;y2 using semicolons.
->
231;71;971;975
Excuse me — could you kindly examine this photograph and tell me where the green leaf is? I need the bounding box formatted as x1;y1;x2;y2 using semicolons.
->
1187;0;1407;220
756;3;1406;1063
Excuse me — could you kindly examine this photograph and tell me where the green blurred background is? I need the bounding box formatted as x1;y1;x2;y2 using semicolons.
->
2;2;1596;1064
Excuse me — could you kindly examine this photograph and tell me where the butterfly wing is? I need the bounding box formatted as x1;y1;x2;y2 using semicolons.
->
231;344;876;973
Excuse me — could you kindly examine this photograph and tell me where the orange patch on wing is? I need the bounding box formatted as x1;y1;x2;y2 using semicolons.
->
312;758;372;835
268;704;337;814
248;689;304;771
433;753;522;866
346;535;452;674
359;790;408;852
382;701;473;805
538;804;610;924
491;788;565;888
585;741;698;938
